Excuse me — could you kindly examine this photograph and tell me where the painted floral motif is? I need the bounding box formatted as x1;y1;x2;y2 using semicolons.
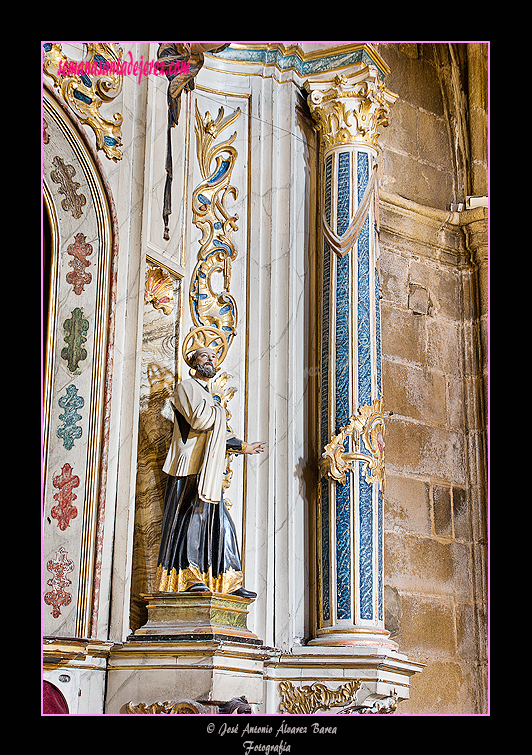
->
61;308;89;373
51;463;79;530
66;233;93;294
50;155;86;219
44;547;74;618
57;384;84;450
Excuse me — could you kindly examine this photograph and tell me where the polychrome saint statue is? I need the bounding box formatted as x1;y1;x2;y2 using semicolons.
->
155;327;264;598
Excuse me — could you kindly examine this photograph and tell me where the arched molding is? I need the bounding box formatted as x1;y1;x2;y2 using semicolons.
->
42;84;118;638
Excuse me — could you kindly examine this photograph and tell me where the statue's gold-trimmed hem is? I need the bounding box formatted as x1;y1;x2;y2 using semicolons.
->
155;564;243;595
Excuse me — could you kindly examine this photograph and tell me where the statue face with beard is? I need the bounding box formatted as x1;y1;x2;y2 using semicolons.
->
193;347;217;379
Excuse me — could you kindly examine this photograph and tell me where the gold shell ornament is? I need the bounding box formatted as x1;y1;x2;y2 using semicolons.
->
145;266;174;315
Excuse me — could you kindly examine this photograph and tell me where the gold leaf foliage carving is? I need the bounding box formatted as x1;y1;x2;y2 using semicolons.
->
278;680;361;715
305;69;397;150
125;700;214;714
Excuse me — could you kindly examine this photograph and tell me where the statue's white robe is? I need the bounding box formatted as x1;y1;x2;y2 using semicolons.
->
162;377;237;504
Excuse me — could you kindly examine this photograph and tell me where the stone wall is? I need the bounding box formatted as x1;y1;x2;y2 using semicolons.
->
372;43;488;714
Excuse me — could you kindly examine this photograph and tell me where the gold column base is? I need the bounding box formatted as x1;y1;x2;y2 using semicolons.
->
132;591;261;644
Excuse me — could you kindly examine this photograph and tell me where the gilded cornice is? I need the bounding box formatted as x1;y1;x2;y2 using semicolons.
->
43;637;114;668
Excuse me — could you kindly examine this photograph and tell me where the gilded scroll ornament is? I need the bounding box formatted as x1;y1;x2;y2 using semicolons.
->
305;70;397;150
157;43;230;239
278;680;361;715
190;103;241;346
43;43;123;161
320;398;386;492
125;696;250;714
125;700;214;715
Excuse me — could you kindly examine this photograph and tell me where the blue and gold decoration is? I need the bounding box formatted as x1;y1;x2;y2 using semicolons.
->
305;66;396;643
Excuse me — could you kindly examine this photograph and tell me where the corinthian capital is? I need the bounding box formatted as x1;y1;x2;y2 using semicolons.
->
304;66;397;150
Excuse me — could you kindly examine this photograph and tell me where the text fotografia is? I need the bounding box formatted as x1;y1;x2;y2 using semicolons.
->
56;52;190;85
206;720;338;753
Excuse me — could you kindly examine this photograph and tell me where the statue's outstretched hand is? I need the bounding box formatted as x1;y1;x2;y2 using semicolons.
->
245;442;266;455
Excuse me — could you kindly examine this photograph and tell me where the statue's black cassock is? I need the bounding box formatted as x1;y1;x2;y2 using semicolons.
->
155;377;245;594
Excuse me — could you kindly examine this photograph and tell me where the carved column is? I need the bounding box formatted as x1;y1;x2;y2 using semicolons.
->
304;64;397;646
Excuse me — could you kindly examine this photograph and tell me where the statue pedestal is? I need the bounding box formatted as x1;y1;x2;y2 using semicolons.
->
133;591;261;643
105;592;266;713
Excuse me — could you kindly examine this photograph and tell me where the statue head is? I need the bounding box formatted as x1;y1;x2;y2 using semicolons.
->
193;347;218;379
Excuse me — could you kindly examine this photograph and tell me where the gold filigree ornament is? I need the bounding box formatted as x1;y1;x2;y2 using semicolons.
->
278;680;361;715
190;103;241;344
320;398;386;492
145;266;174;315
43;43;123;161
182;325;229;369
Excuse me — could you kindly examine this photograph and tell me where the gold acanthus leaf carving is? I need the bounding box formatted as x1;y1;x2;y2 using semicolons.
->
305;68;397;150
125;700;214;714
320;398;386;492
278;680;361;715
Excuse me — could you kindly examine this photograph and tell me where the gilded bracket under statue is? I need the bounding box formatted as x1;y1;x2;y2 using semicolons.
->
320;398;386;492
